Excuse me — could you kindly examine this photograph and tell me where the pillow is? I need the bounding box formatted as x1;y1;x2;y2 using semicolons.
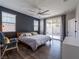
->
4;37;10;44
20;33;32;36
31;32;38;35
25;33;32;36
20;33;26;37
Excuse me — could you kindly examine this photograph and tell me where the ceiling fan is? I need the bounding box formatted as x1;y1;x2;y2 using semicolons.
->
28;9;50;15
29;9;50;15
38;10;49;15
28;2;50;15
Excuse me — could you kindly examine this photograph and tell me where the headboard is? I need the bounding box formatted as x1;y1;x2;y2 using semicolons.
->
17;32;32;37
17;32;23;37
17;32;38;37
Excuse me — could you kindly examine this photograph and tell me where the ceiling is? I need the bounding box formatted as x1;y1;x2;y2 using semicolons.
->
0;0;79;19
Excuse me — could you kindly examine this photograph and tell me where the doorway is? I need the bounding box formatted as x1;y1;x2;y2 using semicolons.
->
68;18;76;37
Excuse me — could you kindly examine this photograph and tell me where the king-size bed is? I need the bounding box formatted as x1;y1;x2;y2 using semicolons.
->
18;32;51;51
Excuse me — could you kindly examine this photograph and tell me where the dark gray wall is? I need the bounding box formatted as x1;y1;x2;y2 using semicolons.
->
0;6;40;32
0;6;2;24
62;15;66;39
0;8;1;23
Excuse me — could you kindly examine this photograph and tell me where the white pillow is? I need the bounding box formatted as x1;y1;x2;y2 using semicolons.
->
31;32;38;35
25;33;32;36
20;33;32;36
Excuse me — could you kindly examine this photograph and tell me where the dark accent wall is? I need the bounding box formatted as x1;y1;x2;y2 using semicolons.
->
0;6;40;37
0;6;40;32
43;19;46;34
0;6;2;31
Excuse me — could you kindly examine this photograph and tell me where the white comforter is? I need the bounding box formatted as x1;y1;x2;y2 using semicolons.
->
19;35;51;51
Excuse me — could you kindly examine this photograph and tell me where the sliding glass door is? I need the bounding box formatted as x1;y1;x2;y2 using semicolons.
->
46;19;53;38
46;16;62;39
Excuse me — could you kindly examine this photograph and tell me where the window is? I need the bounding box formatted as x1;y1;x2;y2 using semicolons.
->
46;16;62;39
2;12;16;32
34;20;38;31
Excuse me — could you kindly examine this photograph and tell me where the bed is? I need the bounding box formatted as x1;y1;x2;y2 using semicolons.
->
18;32;51;51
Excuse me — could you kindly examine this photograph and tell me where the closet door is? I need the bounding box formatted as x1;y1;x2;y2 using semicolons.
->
76;19;79;39
76;5;79;39
68;18;75;37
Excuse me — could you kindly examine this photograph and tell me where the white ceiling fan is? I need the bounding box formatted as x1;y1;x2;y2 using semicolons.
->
28;4;50;15
27;1;50;15
28;9;50;15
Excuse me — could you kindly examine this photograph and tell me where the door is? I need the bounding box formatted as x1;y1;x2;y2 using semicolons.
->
68;18;75;37
76;19;79;39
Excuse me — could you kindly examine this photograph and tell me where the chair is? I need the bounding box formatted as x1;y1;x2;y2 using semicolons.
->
0;32;19;58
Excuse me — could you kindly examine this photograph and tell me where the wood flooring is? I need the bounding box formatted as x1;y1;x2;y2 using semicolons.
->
1;40;61;59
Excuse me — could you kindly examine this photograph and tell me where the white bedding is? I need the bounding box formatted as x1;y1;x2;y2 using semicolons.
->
19;35;51;51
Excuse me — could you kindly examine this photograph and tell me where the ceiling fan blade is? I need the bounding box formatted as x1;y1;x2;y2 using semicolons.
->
39;13;50;15
38;10;49;14
28;10;35;12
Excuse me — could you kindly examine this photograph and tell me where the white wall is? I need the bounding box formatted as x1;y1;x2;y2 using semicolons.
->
65;4;79;39
66;10;76;36
76;4;79;39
